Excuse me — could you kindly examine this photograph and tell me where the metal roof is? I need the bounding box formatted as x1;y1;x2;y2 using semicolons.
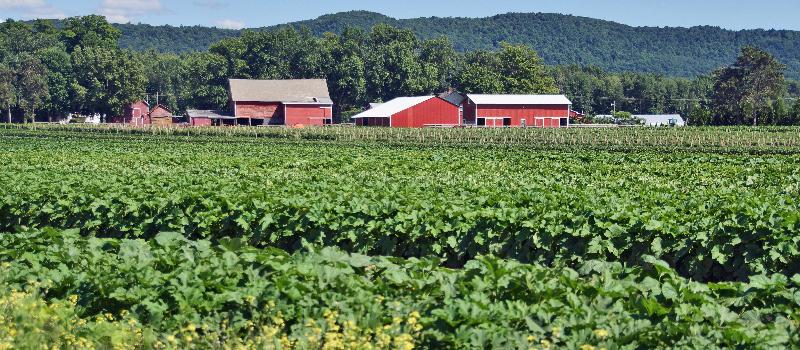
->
594;114;685;126
467;94;572;105
186;110;234;119
228;79;332;104
635;114;685;126
351;96;433;119
438;91;466;106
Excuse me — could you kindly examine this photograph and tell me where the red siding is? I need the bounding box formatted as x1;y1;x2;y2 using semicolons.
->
191;117;212;126
113;100;150;124
150;105;173;127
234;102;281;119
234;101;332;125
465;101;569;128
390;97;460;128
284;104;332;126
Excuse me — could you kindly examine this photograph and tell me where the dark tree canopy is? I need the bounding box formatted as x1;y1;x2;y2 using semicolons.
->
711;47;786;125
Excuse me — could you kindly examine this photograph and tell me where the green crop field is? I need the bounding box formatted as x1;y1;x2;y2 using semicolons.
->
1;125;800;349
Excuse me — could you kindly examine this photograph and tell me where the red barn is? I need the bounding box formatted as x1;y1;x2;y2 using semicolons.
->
186;110;233;126
111;100;150;125
351;96;461;128
228;79;333;126
149;105;173;127
463;94;572;128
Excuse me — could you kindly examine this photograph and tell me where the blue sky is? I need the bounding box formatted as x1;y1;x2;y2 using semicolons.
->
1;0;798;31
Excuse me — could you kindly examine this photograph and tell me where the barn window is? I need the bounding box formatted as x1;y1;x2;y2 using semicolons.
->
560;118;568;126
521;118;526;127
477;118;486;126
503;118;511;127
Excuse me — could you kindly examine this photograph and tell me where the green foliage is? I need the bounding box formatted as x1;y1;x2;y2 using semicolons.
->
712;47;787;125
60;15;121;52
1;227;798;349
455;43;557;94
0;278;144;349
98;11;800;80
11;53;49;122
0;63;15;123
71;46;146;116
3;126;800;282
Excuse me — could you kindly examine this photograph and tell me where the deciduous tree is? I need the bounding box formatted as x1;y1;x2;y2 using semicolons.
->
711;47;786;125
0;63;15;123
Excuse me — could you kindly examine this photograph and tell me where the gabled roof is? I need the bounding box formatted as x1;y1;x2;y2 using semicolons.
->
438;91;465;106
467;94;572;105
350;96;433;119
228;79;332;104
150;104;172;114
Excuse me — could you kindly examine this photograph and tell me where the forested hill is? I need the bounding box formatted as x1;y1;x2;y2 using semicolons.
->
112;11;800;79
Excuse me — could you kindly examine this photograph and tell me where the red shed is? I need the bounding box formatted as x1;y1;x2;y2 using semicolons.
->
228;79;333;126
186;110;234;126
149;105;173;127
111;100;150;125
463;94;572;128
351;96;461;128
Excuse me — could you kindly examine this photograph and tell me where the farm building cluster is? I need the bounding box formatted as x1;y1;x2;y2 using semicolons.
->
112;78;681;128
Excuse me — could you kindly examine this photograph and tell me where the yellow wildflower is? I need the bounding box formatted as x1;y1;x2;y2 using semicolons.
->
593;328;610;339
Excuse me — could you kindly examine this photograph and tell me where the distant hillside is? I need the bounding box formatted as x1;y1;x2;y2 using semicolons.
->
111;11;800;79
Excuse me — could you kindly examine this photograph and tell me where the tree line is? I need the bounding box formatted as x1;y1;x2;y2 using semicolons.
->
1;15;799;125
93;11;800;79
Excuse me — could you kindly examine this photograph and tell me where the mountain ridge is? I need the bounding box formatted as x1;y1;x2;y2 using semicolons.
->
107;10;800;79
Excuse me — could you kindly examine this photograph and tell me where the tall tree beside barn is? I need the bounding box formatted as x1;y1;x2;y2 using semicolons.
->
322;28;367;119
71;46;146;118
181;52;229;110
143;51;185;112
711;47;786;125
455;43;557;95
498;42;558;94
364;25;431;102
420;36;457;93
455;50;506;94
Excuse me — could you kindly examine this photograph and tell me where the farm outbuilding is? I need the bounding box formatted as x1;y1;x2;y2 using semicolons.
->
351;95;461;128
228;79;333;126
110;100;150;125
149;105;173;127
186;110;234;126
463;94;572;128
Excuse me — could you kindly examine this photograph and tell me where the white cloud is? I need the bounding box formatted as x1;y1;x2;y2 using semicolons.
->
98;0;162;23
214;19;245;30
0;0;65;19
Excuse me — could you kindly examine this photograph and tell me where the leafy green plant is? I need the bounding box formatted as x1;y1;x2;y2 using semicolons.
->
1;228;798;349
2;126;800;281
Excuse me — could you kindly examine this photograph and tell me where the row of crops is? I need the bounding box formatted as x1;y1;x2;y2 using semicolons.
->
3;123;800;153
2;228;798;349
3;128;799;281
2;125;800;348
